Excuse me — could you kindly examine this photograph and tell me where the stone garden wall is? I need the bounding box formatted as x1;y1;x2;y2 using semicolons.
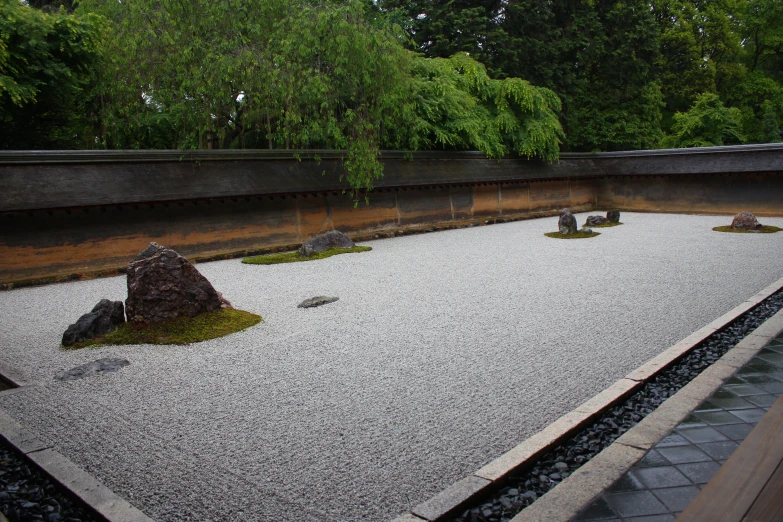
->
1;144;781;286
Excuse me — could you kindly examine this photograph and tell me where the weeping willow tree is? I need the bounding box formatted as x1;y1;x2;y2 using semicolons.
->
76;0;563;198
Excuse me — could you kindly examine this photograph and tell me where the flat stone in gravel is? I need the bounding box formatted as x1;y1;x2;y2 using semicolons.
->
55;358;130;381
0;212;782;522
298;296;339;308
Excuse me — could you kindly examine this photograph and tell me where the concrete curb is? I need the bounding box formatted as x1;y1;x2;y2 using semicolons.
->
0;409;154;522
512;305;783;522
391;276;783;521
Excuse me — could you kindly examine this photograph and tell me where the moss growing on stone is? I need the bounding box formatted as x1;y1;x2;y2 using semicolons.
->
545;231;600;239
242;246;371;265
64;309;262;349
712;226;782;234
583;221;623;228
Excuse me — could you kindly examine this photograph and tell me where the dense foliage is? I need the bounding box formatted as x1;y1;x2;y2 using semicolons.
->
3;0;782;191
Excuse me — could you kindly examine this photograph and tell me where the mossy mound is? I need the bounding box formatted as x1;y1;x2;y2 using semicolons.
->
583;221;623;228
545;231;600;239
712;225;782;234
242;246;371;265
64;308;262;349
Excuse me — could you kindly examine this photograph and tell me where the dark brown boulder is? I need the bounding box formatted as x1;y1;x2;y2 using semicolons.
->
299;230;355;256
62;299;125;346
558;208;578;235
731;211;762;230
586;215;610;226
607;210;621;223
125;244;229;325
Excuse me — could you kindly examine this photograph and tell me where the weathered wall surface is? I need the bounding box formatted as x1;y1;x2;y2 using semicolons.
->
1;145;781;287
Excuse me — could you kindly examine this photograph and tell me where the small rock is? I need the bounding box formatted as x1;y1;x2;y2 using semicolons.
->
731;211;762;230
579;228;593;234
298;296;339;308
585;215;610;226
507;488;519;496
549;472;561;481
558;208;577;235
554;462;568;472
55;357;130;381
62;299;125;346
607;209;621;223
298;230;354;256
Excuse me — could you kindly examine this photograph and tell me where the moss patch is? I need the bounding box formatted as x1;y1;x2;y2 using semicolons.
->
713;225;782;234
545;231;601;239
583;221;623;228
64;308;262;349
242;246;372;265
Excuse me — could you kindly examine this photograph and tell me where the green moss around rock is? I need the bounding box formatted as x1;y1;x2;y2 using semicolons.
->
712;226;782;234
64;308;262;349
545;231;601;239
242;246;372;265
583;221;623;228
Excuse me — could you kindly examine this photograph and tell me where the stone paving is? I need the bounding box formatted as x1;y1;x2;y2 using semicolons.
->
572;331;783;522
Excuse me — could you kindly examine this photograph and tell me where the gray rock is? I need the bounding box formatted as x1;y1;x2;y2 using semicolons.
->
126;244;229;325
298;296;339;308
731;211;762;230
554;462;568;472
62;299;125;346
134;241;166;261
579;228;593;234
607;209;621;223
586;215;610;226
558;208;577;235
55;357;130;381
298;230;354;256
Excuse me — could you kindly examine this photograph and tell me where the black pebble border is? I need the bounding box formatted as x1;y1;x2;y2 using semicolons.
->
0;439;99;522
451;289;783;522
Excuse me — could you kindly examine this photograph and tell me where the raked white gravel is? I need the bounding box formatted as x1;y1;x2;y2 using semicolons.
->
1;212;782;521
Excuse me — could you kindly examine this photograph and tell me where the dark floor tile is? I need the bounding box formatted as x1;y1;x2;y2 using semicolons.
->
655;433;692;448
624;515;676;522
657;445;712;465
675;461;722;484
694;400;721;412
651;485;701;512
697;440;740;460
676;426;728;444
722;383;767;397
693;410;744;426
739;374;782;385
745;394;778;408
608;473;646;493
573;497;618;521
724;376;746;385
633;467;692;489
706;396;756;410
765;344;783;354
676;415;706;429
635;450;672;468
755;381;783;394
747;361;782;374
730;408;768;423
710;389;739;399
604;491;668;518
758;350;783;361
769;371;783;381
715;423;754;441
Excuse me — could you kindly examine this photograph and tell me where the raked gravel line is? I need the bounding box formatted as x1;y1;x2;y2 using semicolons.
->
1;212;782;522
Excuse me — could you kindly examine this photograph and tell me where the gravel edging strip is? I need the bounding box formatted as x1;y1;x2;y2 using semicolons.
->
391;276;783;522
0;409;154;522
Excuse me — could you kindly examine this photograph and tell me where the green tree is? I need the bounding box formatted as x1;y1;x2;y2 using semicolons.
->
0;0;106;149
663;92;744;147
760;100;781;142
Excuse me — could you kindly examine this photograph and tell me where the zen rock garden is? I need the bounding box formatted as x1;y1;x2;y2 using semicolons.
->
544;208;614;239
713;211;782;233
61;242;260;348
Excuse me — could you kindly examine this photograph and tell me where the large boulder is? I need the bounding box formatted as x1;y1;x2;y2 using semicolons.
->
558;209;578;235
607;210;621;223
125;244;229;325
299;230;355;256
731;211;762;230
586;215;610;226
62;299;125;346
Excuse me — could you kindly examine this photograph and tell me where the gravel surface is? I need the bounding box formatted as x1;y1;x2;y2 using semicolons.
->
0;212;782;522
